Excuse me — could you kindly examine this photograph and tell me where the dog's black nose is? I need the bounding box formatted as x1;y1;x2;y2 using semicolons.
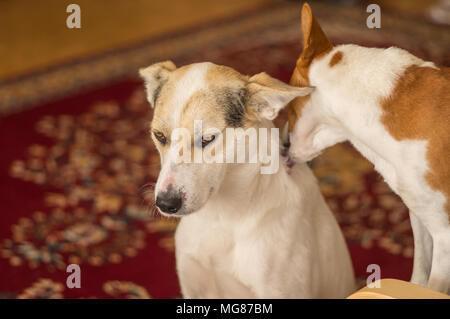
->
156;192;182;214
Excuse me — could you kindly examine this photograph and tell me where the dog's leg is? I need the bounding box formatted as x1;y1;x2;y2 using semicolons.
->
427;231;450;294
409;213;433;286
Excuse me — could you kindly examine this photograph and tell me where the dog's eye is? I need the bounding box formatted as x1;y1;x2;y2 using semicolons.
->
153;130;166;145
201;135;215;148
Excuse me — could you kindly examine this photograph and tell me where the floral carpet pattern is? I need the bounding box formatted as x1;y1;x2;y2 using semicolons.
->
1;1;447;299
0;87;182;298
6;93;165;270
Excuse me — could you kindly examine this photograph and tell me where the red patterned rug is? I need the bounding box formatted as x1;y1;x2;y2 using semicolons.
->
0;2;448;298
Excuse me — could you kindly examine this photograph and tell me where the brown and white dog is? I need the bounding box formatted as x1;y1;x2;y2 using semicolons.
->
286;3;450;294
140;61;355;298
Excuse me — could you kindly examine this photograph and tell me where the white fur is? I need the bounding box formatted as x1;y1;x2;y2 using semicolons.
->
175;146;355;298
289;44;450;294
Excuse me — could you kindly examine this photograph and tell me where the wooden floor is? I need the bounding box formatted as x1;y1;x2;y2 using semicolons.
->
0;0;273;81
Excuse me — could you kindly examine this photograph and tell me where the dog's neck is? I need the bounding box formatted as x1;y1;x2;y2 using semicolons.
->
303;45;436;161
207;162;296;219
296;43;448;204
203;122;299;220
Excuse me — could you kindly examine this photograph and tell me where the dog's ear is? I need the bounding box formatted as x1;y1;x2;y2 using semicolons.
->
297;3;332;72
247;72;314;120
139;61;176;107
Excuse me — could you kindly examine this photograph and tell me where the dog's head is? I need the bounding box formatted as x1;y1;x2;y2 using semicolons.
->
140;61;312;216
287;3;347;162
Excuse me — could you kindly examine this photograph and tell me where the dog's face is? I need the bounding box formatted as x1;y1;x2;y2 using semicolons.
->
140;61;313;216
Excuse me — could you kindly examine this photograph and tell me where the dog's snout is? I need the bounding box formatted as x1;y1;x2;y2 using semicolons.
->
156;192;182;214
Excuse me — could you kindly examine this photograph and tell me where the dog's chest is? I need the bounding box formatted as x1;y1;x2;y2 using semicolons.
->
176;216;257;297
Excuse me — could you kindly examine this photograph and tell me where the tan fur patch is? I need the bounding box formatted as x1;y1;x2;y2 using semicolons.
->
380;65;450;216
205;64;249;85
329;51;343;68
287;3;332;132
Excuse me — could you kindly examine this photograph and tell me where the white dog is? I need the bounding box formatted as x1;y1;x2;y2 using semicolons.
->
140;61;355;298
286;3;450;294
